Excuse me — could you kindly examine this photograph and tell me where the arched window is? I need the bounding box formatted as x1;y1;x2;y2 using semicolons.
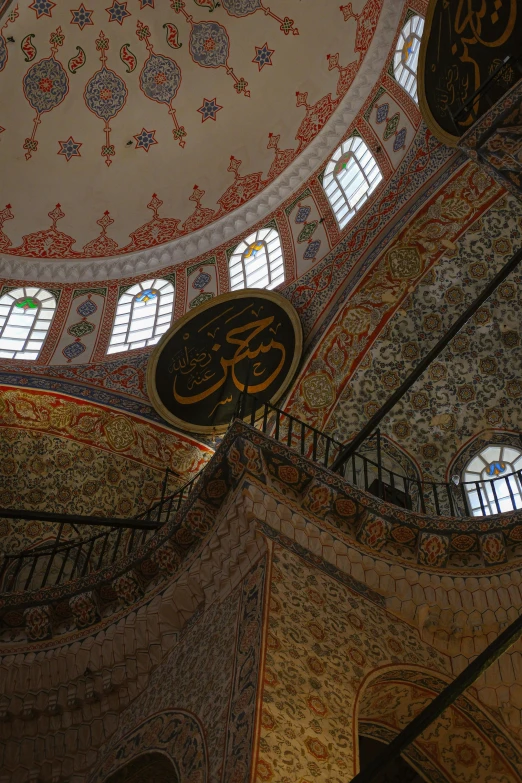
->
0;286;56;360
463;444;522;516
323;136;382;230
107;278;174;355
229;227;284;291
393;14;424;103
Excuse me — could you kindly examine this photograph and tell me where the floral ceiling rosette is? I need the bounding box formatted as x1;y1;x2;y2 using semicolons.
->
84;30;128;166
220;0;298;35
172;1;249;96
136;20;185;147
22;26;69;160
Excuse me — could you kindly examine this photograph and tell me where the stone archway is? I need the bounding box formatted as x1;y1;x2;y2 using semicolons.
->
354;666;522;783
91;710;209;783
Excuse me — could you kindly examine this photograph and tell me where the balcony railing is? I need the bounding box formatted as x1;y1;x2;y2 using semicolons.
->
0;471;202;593
237;391;522;518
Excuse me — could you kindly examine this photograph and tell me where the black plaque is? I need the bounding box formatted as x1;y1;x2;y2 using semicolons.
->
147;289;302;434
419;0;521;146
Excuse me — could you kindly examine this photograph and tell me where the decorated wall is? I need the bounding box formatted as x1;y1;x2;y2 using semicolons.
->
3;424;522;781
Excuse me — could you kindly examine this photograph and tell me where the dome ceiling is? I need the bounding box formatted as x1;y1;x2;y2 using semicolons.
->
0;0;384;259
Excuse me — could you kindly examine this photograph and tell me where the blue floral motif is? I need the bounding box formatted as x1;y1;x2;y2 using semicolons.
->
295;206;311;224
62;341;86;360
376;103;389;124
393;127;407;151
304;240;321;259
189;21;229;68
84;66;128;120
139;53;181;104
0;35;7;73
221;0;260;16
23;57;69;114
76;299;98;318
193;271;211;289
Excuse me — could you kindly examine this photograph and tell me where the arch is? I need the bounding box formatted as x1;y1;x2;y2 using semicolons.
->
228;227;284;291
323;135;382;230
0;286;56;360
90;709;209;783
104;751;178;783
107;279;174;355
354;665;522;783
393;14;425;103
462;442;522;517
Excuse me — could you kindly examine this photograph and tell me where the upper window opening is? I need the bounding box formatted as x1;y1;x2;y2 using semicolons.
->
107;278;174;355
0;286;56;360
323;136;382;230
393;14;425;102
463;444;522;516
229;227;284;291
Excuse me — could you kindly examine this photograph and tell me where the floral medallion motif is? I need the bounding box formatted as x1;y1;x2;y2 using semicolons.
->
139;52;181;104
84;31;128;165
0;35;7;73
221;0;261;16
189;20;229;68
136;21;186;146
22;28;69;159
23;56;69;114
84;65;127;120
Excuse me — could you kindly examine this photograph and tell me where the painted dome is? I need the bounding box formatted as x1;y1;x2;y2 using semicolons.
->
0;0;388;261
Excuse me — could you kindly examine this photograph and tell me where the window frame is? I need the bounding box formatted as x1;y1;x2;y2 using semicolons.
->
462;444;522;517
393;13;425;103
322;135;382;231
228;227;285;291
0;286;56;360
107;278;175;355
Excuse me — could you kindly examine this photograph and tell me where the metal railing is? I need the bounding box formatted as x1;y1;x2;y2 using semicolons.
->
237;391;522;519
0;471;202;593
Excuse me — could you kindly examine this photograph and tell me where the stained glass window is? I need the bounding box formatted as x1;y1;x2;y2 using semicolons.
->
0;286;56;360
323;136;382;230
463;444;522;516
107;278;174;354
393;14;425;102
229;227;285;291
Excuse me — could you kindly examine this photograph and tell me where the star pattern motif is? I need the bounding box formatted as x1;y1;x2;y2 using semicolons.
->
70;3;94;29
252;42;274;71
197;97;222;122
58;136;82;161
29;0;56;18
139;0;154;7
134;128;157;152
105;0;130;24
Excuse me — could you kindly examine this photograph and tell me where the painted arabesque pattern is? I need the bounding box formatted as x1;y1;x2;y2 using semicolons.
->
0;0;390;255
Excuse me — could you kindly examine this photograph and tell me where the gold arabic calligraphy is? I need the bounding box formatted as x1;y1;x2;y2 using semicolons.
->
169;305;286;412
432;0;517;130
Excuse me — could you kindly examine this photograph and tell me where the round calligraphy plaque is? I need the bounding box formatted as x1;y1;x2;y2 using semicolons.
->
146;289;303;434
418;0;521;146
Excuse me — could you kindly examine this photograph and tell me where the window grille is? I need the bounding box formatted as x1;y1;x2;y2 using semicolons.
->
229;227;284;291
393;14;425;102
323;136;382;230
463;444;522;516
0;286;56;360
107;279;174;355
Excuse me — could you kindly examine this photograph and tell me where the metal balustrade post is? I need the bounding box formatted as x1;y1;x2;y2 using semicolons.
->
376;430;383;500
41;521;64;588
